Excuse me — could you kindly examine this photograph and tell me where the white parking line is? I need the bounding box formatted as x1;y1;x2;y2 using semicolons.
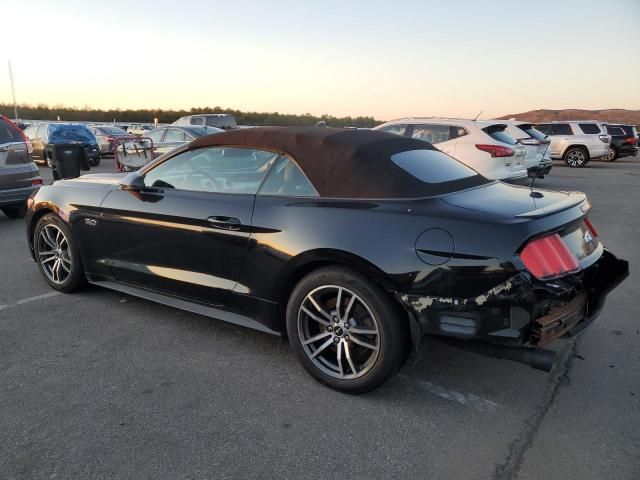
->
398;374;501;412
0;291;61;311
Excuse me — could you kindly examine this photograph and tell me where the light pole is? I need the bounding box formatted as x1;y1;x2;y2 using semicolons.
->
8;61;18;121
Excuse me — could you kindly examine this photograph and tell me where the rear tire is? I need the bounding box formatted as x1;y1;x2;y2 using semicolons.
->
2;205;26;219
603;146;617;162
286;266;408;393
33;213;86;292
564;147;589;167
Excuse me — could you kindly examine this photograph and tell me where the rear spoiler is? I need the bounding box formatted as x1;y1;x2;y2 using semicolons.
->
516;193;590;219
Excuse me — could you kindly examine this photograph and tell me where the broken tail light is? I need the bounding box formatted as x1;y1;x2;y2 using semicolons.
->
521;233;579;280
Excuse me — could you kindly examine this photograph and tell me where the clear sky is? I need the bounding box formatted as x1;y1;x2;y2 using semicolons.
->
2;0;639;120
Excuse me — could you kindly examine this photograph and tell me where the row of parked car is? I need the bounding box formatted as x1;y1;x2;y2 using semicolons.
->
16;113;241;169
107;114;640;182
374;118;639;182
1;112;638;220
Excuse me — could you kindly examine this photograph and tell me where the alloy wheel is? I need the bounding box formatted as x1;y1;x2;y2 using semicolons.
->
298;285;380;379
566;150;585;167
604;148;615;162
37;224;72;284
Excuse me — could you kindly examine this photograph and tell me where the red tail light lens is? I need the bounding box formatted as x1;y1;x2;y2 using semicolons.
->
584;218;598;238
520;233;579;280
475;144;515;157
32;178;43;186
625;137;637;145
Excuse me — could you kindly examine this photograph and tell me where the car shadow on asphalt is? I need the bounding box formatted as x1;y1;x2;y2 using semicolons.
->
79;284;553;411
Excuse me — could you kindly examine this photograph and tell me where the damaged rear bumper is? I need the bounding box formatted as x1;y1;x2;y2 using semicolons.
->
396;249;629;350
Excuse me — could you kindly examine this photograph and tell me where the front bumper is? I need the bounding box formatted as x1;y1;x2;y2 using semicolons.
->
98;142;113;154
397;249;628;349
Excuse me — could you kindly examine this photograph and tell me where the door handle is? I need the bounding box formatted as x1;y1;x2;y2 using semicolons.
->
207;216;241;231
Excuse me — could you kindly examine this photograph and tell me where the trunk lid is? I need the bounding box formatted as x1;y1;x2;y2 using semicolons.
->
441;182;585;220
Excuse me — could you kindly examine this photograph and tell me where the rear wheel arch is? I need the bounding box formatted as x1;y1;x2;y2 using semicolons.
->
277;250;412;337
562;144;589;157
278;250;394;302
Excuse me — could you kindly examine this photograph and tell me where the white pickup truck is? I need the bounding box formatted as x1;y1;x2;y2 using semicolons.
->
533;121;611;167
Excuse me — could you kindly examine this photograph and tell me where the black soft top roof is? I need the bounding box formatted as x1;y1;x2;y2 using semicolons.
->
189;127;488;198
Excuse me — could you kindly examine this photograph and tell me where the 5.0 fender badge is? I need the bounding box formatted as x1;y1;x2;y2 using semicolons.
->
84;218;97;227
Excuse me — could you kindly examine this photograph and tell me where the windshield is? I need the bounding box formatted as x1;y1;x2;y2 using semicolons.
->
0;118;23;144
97;126;127;135
185;126;223;137
482;125;518;145
205;116;238;129
519;124;547;141
48;124;96;144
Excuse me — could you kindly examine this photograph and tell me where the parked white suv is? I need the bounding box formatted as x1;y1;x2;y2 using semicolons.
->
127;124;154;136
501;121;553;178
373;118;528;182
532;121;610;167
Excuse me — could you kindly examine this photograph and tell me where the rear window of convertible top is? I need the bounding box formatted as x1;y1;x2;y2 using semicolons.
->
391;149;478;184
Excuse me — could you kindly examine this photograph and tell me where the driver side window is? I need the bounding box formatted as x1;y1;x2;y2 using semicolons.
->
143;147;279;195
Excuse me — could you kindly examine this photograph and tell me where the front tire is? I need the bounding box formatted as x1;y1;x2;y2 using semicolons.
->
286;266;408;393
564;147;589;167
33;213;86;292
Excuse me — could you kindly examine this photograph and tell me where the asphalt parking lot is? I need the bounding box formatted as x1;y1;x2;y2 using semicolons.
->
1;156;638;479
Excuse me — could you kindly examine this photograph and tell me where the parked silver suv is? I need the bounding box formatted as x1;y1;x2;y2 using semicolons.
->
173;114;238;130
533;121;610;167
0;116;42;219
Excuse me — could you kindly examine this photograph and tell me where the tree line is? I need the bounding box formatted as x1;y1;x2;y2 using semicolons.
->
0;103;381;128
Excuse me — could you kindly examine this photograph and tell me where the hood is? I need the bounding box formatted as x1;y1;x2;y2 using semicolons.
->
56;173;127;188
441;182;587;220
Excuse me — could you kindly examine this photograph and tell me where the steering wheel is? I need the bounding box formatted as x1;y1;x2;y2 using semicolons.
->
184;169;222;192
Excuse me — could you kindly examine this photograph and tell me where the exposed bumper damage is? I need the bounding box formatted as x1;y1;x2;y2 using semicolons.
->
396;249;629;359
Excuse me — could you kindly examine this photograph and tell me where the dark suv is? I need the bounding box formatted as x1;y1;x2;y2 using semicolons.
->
0;115;42;219
604;124;638;161
24;122;101;167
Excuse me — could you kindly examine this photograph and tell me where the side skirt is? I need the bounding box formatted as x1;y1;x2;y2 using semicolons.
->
88;278;281;336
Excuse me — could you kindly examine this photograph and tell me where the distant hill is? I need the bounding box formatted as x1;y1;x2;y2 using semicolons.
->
497;109;640;125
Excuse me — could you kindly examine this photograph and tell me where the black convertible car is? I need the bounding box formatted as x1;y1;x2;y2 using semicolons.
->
26;127;628;392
